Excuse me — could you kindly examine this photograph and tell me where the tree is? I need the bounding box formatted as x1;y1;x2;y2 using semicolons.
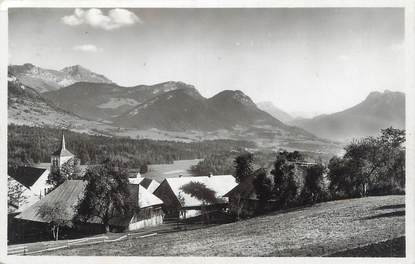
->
139;163;148;174
271;155;298;208
75;158;134;232
180;181;223;224
300;164;328;204
252;168;273;213
234;152;254;183
48;158;82;190
37;201;73;241
328;127;405;198
8;176;26;213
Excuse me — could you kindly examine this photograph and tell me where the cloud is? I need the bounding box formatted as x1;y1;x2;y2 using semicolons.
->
62;8;141;30
73;44;102;53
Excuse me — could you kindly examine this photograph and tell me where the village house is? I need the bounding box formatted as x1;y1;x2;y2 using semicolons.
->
8;167;51;213
129;173;160;193
153;175;238;220
109;183;164;232
14;179;165;239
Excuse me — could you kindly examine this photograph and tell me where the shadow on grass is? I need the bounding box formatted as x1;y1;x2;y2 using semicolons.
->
376;204;405;210
361;210;405;220
327;236;405;257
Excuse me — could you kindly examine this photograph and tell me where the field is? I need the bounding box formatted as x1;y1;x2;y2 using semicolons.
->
39;195;405;257
142;159;202;182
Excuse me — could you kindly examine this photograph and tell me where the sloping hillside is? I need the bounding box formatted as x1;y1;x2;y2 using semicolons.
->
7;75;113;134
257;101;293;122
290;90;405;142
43;195;405;257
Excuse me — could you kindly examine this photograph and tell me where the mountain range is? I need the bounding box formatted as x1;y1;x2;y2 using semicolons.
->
8;64;112;93
7;63;405;153
289;90;405;142
7;73;113;132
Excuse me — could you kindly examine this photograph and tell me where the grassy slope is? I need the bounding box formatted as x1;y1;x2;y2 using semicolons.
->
43;195;405;257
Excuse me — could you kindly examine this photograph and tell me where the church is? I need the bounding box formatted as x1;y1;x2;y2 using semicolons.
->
8;133;76;213
50;133;76;174
9;132;166;243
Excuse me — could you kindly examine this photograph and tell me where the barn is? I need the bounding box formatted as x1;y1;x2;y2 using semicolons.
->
11;180;102;242
109;184;164;232
8;166;52;213
153;175;238;220
129;175;160;193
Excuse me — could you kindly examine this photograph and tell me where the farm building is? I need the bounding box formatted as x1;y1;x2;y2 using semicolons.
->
129;175;160;193
153;175;238;220
223;173;259;218
11;180;102;243
8;166;52;213
14;179;164;237
109;184;164;232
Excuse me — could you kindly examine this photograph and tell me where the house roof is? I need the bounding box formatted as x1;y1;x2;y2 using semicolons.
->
139;178;153;189
128;177;160;193
15;180;87;223
109;184;163;227
146;180;160;194
9;167;47;189
162;175;237;207
223;176;257;200
128;184;163;209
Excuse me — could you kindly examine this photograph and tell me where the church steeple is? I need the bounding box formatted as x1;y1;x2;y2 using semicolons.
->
61;133;66;150
51;131;74;173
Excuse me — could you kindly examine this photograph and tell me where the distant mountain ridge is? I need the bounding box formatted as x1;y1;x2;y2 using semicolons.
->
9;63;347;154
8;64;112;93
290;90;405;141
43;81;198;121
114;88;299;132
7;73;111;131
257;101;293;122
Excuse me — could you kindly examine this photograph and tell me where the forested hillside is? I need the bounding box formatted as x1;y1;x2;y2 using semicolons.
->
7;124;255;169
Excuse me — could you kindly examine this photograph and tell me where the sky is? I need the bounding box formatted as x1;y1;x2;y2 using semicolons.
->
9;8;404;117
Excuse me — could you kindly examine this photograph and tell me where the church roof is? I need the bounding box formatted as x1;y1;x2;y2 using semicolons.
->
52;133;74;157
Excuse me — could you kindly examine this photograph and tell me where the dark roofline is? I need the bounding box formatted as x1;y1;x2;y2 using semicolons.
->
9;166;47;189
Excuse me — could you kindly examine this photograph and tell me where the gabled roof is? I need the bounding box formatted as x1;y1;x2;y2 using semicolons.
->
9;167;47;189
146;180;160;194
128;184;163;209
223;176;257;200
15;180;87;223
109;184;163;227
128;177;160;193
162;175;237;207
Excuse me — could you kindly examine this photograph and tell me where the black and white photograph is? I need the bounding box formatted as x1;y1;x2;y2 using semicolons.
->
1;1;413;261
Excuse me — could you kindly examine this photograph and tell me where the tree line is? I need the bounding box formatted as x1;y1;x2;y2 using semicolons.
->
7;124;255;170
231;127;405;218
